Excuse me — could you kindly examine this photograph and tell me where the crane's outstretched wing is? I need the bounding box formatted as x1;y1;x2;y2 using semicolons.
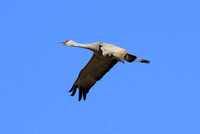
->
69;53;118;101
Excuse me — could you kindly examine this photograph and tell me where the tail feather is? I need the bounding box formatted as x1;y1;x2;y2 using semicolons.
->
124;54;137;62
124;54;150;64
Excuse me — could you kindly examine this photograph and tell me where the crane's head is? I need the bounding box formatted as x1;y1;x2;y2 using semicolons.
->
60;40;74;46
60;40;71;45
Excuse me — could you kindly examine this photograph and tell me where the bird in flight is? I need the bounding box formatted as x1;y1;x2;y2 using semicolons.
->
60;40;150;101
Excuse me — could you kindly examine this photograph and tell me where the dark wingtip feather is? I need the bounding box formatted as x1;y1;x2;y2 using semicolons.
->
79;89;83;101
69;86;77;96
83;90;87;101
71;87;77;96
69;86;74;92
69;85;87;101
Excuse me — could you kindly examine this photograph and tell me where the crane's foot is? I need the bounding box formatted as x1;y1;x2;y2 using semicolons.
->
135;58;150;64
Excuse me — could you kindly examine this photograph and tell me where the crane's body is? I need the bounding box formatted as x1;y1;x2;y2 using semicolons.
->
60;40;150;101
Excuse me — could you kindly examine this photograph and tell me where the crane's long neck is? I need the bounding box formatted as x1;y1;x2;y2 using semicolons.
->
67;40;91;49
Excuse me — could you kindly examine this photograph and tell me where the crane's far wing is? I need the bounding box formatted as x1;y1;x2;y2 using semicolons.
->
69;53;118;101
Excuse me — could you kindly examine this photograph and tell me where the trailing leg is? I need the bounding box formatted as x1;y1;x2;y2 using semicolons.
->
135;58;150;64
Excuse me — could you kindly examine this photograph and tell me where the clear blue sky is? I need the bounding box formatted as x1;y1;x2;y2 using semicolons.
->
1;0;200;134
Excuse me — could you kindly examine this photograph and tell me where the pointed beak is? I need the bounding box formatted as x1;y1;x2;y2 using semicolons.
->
59;42;66;45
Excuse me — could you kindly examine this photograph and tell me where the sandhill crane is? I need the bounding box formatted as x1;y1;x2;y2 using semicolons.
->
60;40;150;101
